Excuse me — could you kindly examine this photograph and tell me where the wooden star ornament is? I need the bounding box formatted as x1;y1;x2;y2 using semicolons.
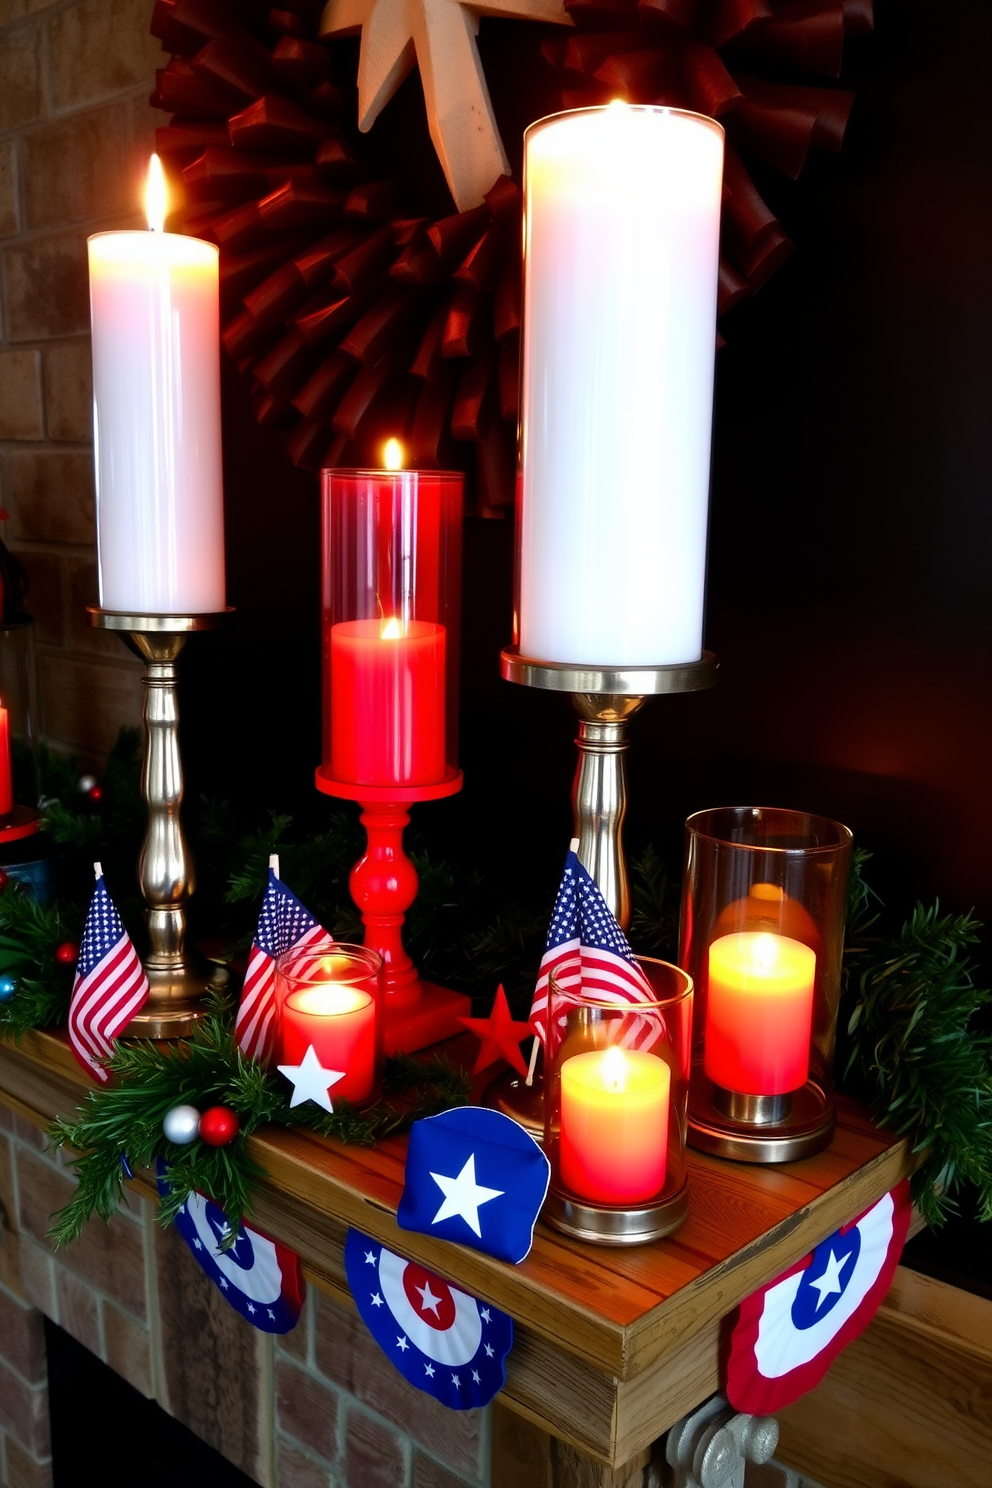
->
458;985;535;1076
320;0;572;211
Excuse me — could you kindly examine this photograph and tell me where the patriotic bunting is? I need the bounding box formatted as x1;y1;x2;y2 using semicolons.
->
346;1229;513;1409
726;1181;912;1414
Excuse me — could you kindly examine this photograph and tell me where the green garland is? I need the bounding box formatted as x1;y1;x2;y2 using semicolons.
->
2;733;989;1235
842;893;992;1228
48;995;469;1250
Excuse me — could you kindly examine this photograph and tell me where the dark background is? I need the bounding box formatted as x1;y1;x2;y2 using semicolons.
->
185;0;991;929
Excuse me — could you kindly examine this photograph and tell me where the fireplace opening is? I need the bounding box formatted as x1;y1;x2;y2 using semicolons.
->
45;1321;261;1487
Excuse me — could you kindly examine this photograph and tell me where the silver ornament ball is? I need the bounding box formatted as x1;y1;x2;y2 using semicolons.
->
77;774;98;794
163;1104;201;1145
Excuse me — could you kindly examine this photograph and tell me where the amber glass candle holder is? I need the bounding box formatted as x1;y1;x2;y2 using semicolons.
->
679;807;853;1162
275;941;384;1108
542;957;692;1245
316;461;470;1054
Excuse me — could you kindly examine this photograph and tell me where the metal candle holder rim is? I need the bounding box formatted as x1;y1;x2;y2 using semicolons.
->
548;958;693;1009
500;646;717;697
276;940;383;987
685;806;853;855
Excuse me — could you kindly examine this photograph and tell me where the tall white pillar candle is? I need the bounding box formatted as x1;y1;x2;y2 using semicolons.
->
519;105;724;666
88;158;226;614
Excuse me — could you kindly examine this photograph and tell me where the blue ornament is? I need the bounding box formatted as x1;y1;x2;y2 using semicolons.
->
0;975;16;1003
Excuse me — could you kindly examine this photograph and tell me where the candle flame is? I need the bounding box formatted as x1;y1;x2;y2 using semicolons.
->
381;617;402;639
752;933;783;973
608;97;629;111
603;1045;627;1092
383;437;403;471
145;154;167;233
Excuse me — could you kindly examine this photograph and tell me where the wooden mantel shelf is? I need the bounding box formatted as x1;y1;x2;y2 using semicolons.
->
0;1028;914;1469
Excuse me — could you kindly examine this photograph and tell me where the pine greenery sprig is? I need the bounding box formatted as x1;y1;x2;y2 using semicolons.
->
48;995;470;1250
0;884;76;1039
844;902;992;1227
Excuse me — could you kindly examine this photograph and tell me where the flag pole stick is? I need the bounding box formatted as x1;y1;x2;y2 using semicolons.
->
524;1035;540;1087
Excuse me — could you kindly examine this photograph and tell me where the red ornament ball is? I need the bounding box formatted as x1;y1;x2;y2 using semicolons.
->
54;941;78;966
88;785;103;803
198;1106;239;1147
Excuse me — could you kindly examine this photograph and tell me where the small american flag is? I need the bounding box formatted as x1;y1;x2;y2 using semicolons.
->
68;864;149;1085
235;859;329;1064
529;843;656;1048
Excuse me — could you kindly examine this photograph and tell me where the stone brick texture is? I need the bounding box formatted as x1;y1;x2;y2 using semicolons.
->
0;0;159;762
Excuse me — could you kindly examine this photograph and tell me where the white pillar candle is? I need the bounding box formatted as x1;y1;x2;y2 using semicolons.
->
519;105;724;667
88;157;226;615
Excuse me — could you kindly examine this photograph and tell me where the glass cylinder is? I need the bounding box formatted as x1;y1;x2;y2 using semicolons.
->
679;807;853;1161
0;618;39;813
321;468;462;789
516;105;723;667
275;941;383;1107
542;956;692;1245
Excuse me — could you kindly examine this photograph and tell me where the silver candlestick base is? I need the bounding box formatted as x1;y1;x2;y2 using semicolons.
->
89;608;232;1037
488;647;717;1128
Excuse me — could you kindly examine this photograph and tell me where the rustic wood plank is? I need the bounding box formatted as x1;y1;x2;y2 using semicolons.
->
776;1266;992;1488
0;1027;916;1467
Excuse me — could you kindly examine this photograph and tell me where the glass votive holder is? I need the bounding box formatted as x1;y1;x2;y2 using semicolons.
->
275;941;383;1108
542;957;693;1245
679;806;853;1162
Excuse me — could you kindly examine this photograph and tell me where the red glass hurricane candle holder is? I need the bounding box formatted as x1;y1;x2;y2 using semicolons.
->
0;617;41;846
679;806;853;1162
276;941;383;1107
542;957;692;1245
316;457;468;1054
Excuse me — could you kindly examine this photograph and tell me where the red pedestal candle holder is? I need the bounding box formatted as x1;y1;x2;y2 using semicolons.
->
319;460;469;1054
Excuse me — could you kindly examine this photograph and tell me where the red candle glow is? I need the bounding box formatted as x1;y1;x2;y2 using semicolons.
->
0;700;12;816
704;931;816;1095
281;985;376;1104
559;1046;670;1204
329;617;446;786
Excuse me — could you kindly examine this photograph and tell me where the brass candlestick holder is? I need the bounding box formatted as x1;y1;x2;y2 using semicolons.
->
491;647;717;1130
89;608;231;1037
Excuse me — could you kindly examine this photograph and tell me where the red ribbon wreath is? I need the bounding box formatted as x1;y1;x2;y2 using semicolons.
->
151;0;872;514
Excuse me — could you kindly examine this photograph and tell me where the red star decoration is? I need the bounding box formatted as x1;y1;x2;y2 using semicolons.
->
458;985;535;1078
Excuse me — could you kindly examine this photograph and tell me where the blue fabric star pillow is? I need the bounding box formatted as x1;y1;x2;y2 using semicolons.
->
397;1107;550;1264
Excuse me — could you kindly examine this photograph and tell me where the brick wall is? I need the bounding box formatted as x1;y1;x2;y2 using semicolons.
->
0;0;168;758
0;1095;492;1488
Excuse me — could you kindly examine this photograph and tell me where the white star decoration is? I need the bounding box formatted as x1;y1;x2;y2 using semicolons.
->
415;1279;444;1317
320;0;572;209
809;1247;853;1309
277;1044;346;1112
371;1292;384;1307
397;1335;410;1351
430;1153;503;1237
424;1362;435;1377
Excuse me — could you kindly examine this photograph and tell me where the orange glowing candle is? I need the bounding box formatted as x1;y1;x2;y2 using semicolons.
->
281;984;376;1104
0;699;11;816
705;931;816;1095
559;1046;670;1204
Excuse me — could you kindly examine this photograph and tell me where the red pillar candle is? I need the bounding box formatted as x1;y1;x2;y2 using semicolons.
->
704;931;816;1095
281;985;376;1104
559;1046;670;1204
0;701;12;816
329;618;446;786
